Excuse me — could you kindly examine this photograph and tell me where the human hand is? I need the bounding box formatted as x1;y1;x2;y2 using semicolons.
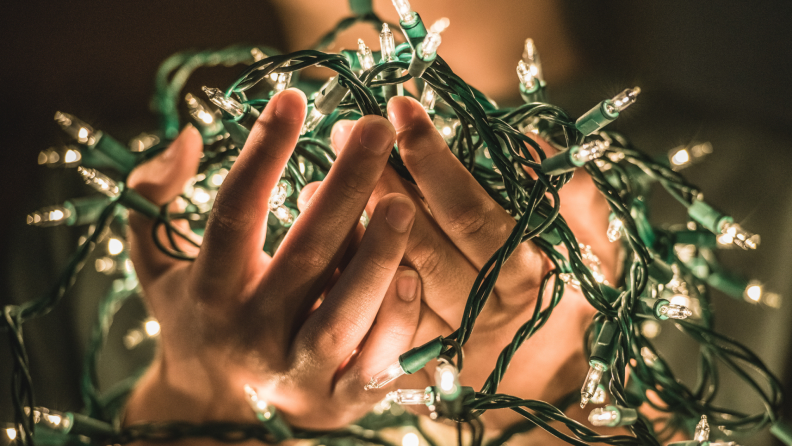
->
323;96;620;435
122;89;426;434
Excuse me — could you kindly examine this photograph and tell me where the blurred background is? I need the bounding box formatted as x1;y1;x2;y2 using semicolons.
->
1;1;790;444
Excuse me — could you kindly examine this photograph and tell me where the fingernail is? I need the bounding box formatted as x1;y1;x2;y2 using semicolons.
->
359;117;396;153
330;120;354;154
387;96;415;132
385;196;415;233
273;88;306;123
396;270;420;302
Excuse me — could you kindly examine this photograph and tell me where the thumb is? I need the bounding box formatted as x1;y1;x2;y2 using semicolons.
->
127;125;203;285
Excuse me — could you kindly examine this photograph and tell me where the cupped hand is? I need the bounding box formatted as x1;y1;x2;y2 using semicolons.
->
322;97;620;435
123;89;428;434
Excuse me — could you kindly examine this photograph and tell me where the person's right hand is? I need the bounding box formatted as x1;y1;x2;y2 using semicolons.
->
122;89;427;434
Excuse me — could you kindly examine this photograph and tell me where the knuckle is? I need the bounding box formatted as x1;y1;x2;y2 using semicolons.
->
338;171;372;202
407;235;444;281
208;193;260;235
286;240;334;272
445;201;493;237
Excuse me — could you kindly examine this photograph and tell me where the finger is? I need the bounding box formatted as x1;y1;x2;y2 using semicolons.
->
295;193;414;365
330;119;355;154
331;116;480;325
127;125;202;284
267;116;395;318
297;180;366;290
352;267;422;390
388;96;547;298
192;88;306;301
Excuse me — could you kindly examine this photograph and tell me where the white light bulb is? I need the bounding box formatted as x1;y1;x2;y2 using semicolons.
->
434;362;460;396
522;38;544;82
694;415;710;442
392;0;417;25
607;218;623;243
202;87;245;118
274;63;292;93
580;361;606;408
571;140;610;164
77;167;121;197
366;360;406;390
357;39;375;71
590;384;607;405
269;179;293;211
657;302;692;320
719;221;760;250
606;87;641;114
670;148;691;167
641;320;661;339
55;111;97;146
185;93;219;126
144;319;161;337
641;346;658;366
380;24;397;62
244;385;274;420
402;432;419;446
301;107;326;135
191;187;211;205
588;407;619;426
6;427;16;440
272;205;297;227
63;148;81;164
420;85;437;112
386;388;433;405
516;60;537;90
27;205;72;227
107;237;124;256
250;47;267;62
420;18;449;59
210;168;229;187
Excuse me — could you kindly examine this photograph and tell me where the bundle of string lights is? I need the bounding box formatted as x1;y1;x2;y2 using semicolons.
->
5;0;792;445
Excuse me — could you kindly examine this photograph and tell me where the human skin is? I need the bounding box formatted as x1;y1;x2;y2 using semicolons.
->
123;89;431;442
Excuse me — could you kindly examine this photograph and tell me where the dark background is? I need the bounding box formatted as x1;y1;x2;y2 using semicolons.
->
1;1;791;445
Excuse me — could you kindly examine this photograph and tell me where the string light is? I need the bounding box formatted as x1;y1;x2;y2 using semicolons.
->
541;140;610;175
379;24;397;62
356;39;375;71
588;405;638;427
77;166;120;197
522;38;544;83
607;216;624;243
185;93;223;136
694;415;711;442
575;87;641;135
392;0;417;26
366;337;444;390
54;112;138;173
38;146;82;168
386;388;435;406
419;84;437;112
402;432;420;446
408;18;449;78
202;87;245;118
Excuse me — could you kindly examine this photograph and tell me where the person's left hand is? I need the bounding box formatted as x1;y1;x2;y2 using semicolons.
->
315;96;620;435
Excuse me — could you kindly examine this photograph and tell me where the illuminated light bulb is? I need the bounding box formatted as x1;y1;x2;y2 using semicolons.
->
144;319;160;337
670;148;691;167
580;361;606;408
402;432;419;446
185;93;219;126
202;87;245;118
745;282;762;303
591;384;608;405
656;301;692;320
607;218;624;243
95;257;116;274
191;187;212;205
522;38;544;82
273;63;292;93
420;18;449;59
64;148;82;164
641;346;658;366
435;362;460;398
694;415;710;442
129;132;160;152
244;385;274;421
570;140;610;165
719;221;760;250
516;60;537;91
366;360;406;390
6;427;16;440
27;206;71;227
360;210;370;228
107;237;124;256
272;205;297;227
641;320;661;339
392;0;417;25
250;47;267;62
606;87;641;114
588;406;638;427
386;388;434;406
420;85;437;112
356;39;375;71
763;292;782;309
54;111;97;146
442;126;453;136
302;107;326;135
380;23;397;62
269;179;293;210
210;168;229;187
77;167;120;197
